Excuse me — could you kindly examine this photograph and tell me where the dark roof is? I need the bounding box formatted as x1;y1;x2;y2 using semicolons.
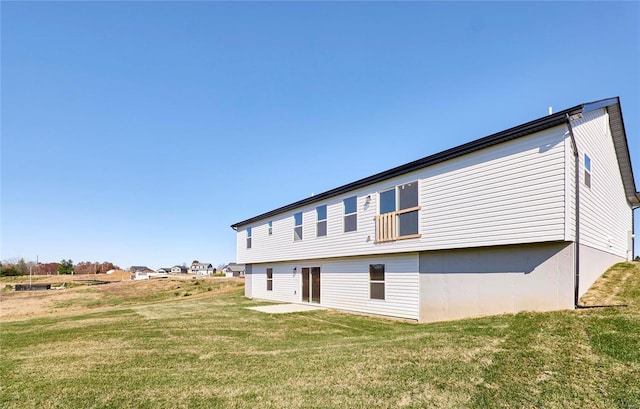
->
191;263;212;268
224;263;245;272
231;97;638;229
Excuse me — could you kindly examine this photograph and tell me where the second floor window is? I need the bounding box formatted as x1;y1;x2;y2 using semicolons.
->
584;153;592;188
246;227;252;249
376;181;421;242
317;205;327;237
294;212;303;241
268;221;273;235
344;196;357;232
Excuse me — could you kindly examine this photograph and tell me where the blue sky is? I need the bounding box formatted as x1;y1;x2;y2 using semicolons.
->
2;1;639;269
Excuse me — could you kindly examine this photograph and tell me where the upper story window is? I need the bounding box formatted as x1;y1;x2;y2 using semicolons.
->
246;227;252;249
343;196;357;232
584;154;592;188
268;221;273;235
294;212;303;241
316;205;327;237
376;181;421;242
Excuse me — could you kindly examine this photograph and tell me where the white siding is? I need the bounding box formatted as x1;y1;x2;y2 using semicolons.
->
246;254;419;320
571;109;633;259
237;125;568;264
564;132;577;241
421;125;567;248
248;262;300;304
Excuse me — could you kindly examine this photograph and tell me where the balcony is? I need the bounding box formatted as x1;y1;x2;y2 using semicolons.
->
374;206;421;243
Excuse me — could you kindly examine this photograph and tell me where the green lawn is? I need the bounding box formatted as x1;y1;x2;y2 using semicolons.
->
2;263;639;409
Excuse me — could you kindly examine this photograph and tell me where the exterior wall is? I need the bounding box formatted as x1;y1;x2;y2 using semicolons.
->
237;125;569;264
245;254;419;320
578;244;625;298
570;108;634;259
244;264;253;298
564;130;577;242
418;242;575;322
235;105;637;323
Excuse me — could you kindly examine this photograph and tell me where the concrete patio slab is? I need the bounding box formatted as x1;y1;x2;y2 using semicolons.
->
248;303;326;314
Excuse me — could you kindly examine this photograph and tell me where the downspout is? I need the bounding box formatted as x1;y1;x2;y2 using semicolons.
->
565;114;581;307
634;206;638;260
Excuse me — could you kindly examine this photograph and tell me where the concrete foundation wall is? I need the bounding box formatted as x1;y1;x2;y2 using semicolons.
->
244;264;253;298
578;244;624;298
418;242;575;322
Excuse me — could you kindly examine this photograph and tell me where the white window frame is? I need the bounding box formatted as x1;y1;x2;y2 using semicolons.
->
316;205;327;237
375;181;421;243
266;268;273;291
294;212;303;241
584;153;592;188
369;264;385;300
343;196;357;233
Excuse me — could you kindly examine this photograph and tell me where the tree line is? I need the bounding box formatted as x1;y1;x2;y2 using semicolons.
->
0;258;120;277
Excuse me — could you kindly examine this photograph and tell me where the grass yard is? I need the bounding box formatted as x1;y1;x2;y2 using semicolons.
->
1;264;639;409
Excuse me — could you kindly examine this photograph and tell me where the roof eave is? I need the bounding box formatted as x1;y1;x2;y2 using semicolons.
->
604;98;639;207
231;97;637;228
230;105;582;229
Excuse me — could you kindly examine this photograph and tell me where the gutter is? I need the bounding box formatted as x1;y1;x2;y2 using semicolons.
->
565;114;581;308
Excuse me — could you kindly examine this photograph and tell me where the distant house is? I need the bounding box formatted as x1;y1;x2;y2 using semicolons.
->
130;266;153;273
156;267;171;274
133;271;149;280
223;263;245;278
190;262;214;275
232;97;638;323
171;265;189;274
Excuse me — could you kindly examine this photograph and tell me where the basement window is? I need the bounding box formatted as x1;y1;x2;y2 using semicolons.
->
369;264;385;300
266;268;273;291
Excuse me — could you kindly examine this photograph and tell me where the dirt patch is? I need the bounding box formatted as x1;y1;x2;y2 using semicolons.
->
0;274;243;321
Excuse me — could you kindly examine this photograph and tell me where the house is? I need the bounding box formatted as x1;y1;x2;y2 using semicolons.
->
231;97;639;323
130;266;153;273
190;262;214;275
170;265;188;274
133;271;149;280
222;263;245;277
156;267;171;274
